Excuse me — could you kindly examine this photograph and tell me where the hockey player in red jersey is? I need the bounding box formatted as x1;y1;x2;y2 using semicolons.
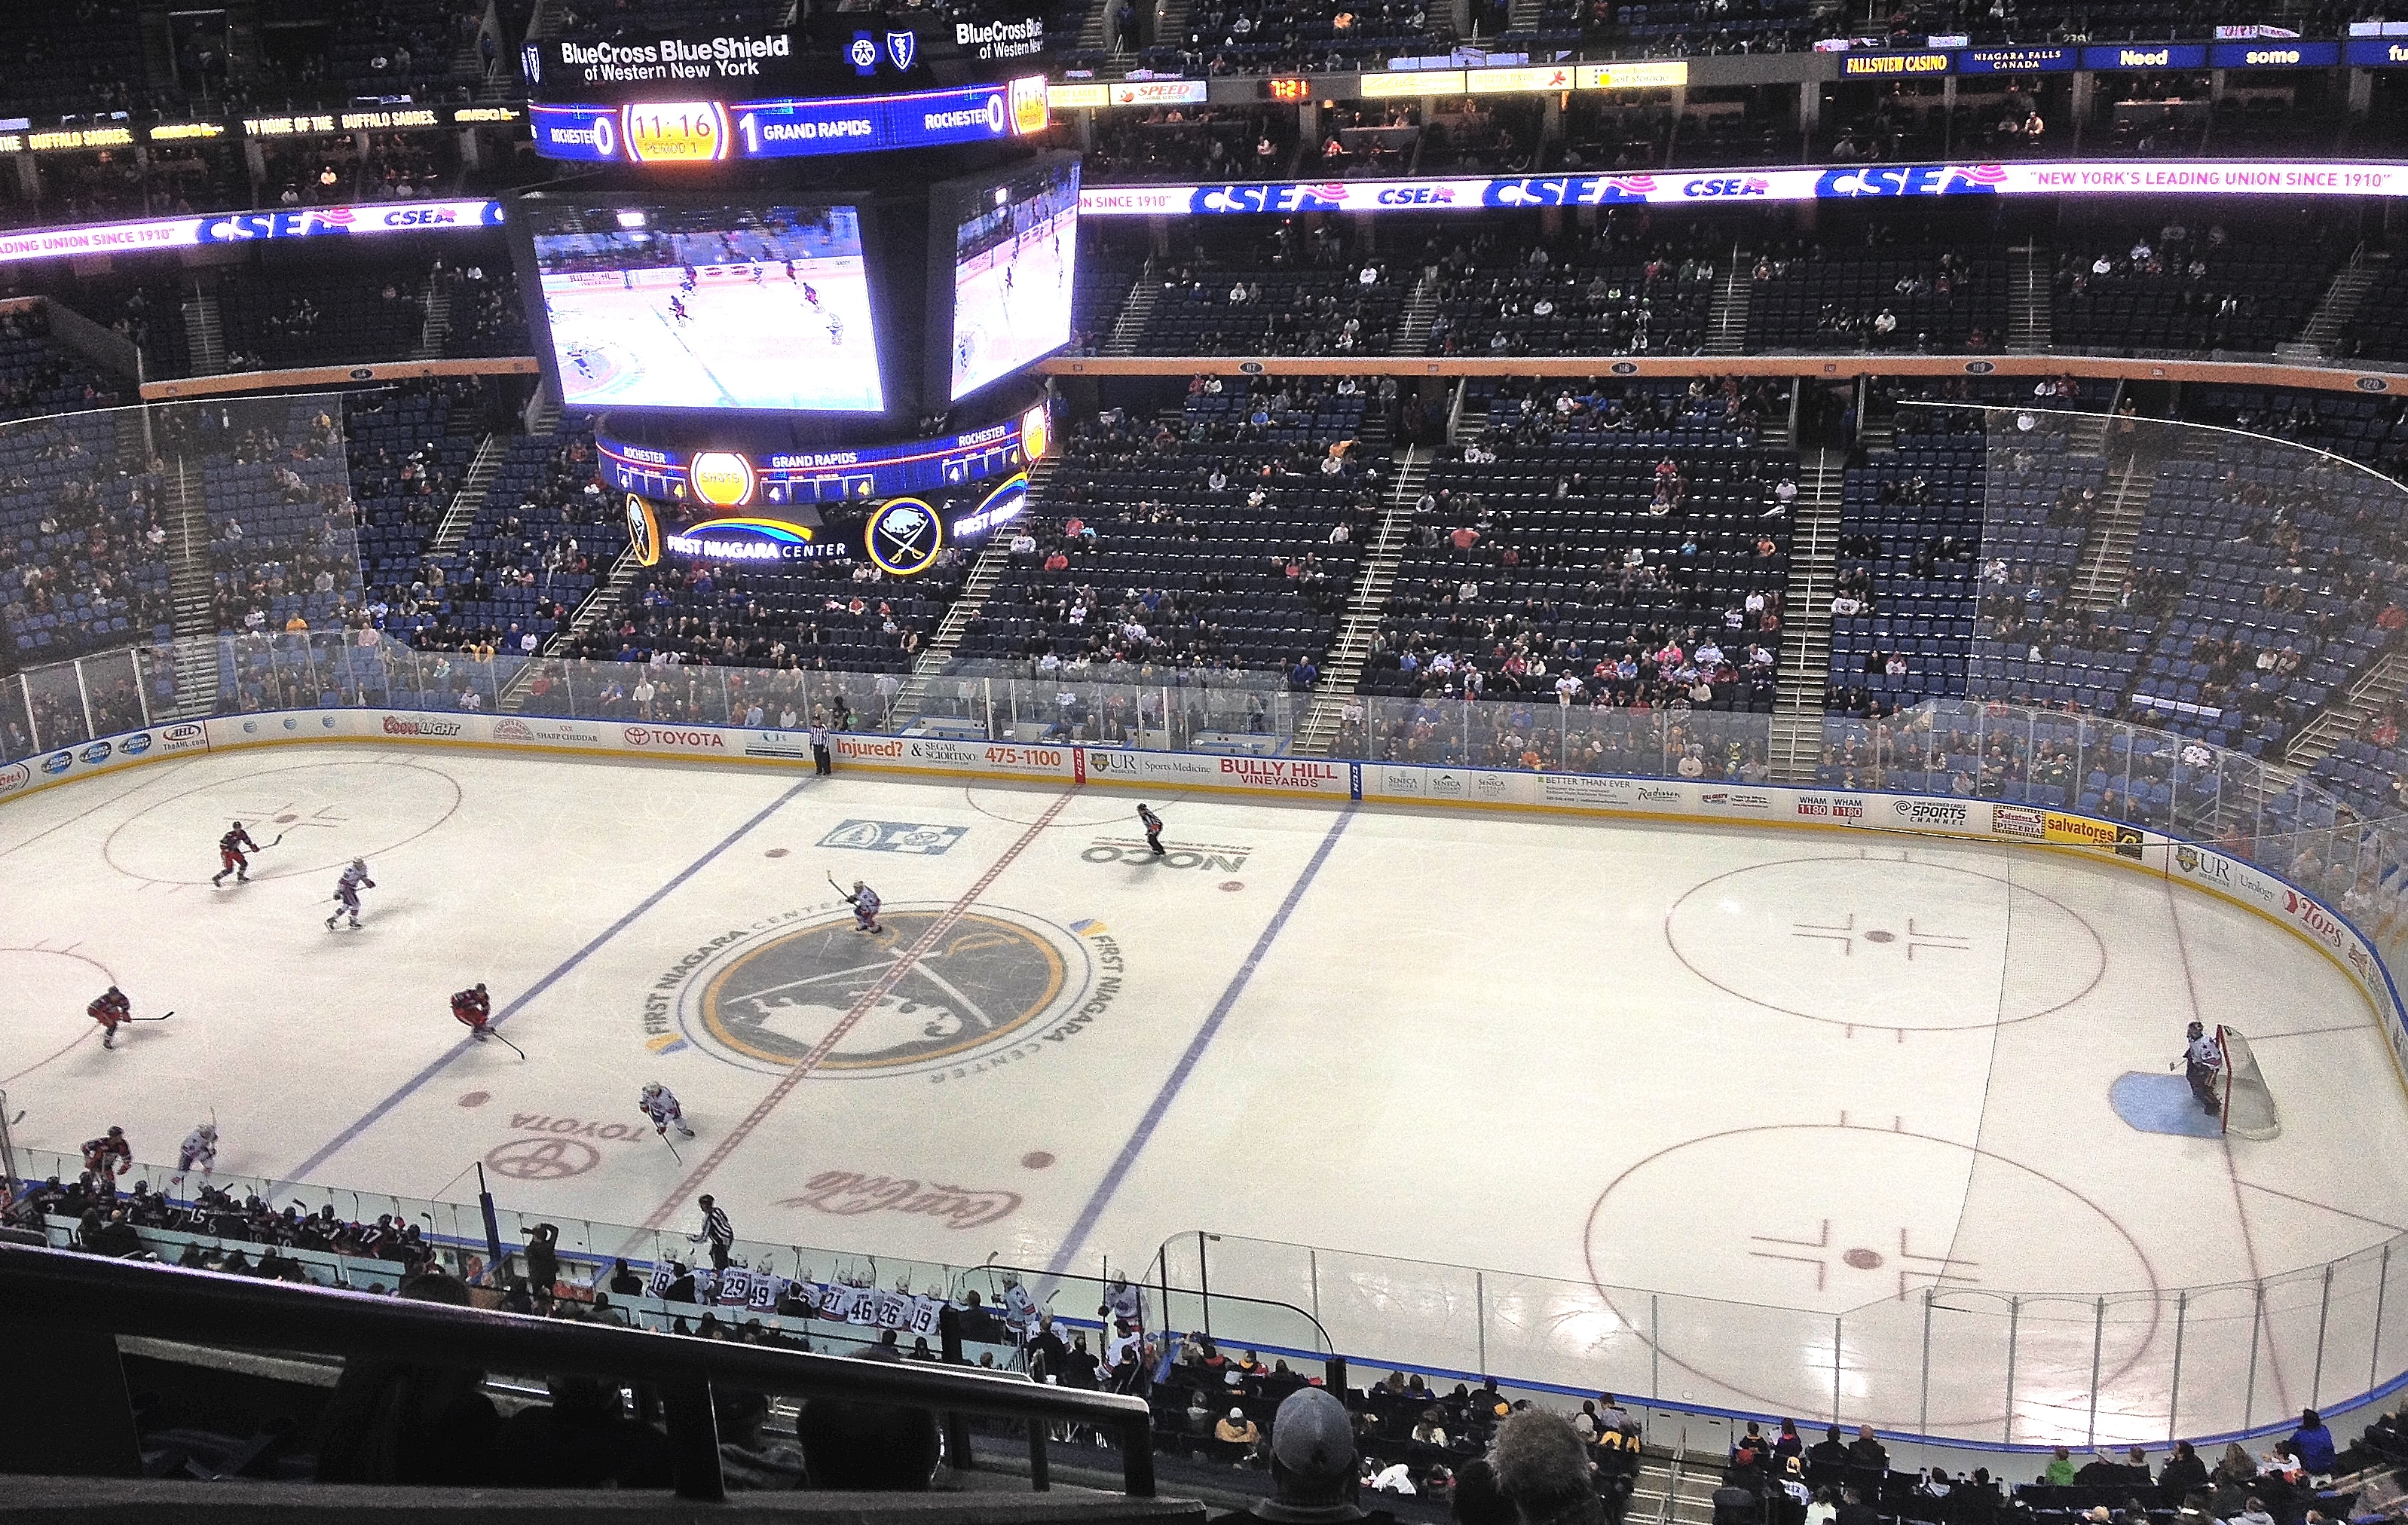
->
87;986;131;1050
451;983;493;1042
82;1126;130;1194
212;821;259;886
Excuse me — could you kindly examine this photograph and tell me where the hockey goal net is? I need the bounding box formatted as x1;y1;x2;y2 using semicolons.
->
2218;1025;2282;1141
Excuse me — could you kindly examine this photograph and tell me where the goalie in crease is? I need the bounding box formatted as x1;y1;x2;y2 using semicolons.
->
2182;1020;2223;1117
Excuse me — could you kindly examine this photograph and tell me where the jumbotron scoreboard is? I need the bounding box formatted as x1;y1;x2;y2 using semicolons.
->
509;11;1070;577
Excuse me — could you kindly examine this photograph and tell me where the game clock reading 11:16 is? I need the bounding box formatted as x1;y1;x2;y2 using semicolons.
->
622;101;732;163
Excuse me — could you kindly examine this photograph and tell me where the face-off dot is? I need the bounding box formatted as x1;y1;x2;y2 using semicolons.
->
458;1091;490;1108
1021;1151;1056;1169
765;848;790;858
1844;1247;1884;1270
1221;881;1244;891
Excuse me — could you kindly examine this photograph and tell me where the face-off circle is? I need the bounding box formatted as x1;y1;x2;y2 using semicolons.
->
105;760;464;885
1583;1123;2162;1432
675;904;1097;1078
1664;856;2107;1030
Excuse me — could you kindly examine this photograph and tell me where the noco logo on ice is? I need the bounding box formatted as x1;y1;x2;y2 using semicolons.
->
656;906;1118;1081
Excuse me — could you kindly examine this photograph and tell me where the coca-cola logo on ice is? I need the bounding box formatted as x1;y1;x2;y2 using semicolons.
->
623;726;727;749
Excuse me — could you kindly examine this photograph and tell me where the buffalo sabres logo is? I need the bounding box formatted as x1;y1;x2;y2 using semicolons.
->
864;497;941;576
626;494;661;568
885;29;917;71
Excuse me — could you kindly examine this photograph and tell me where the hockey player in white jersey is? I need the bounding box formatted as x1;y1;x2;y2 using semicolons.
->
176;1121;218;1178
326;858;375;931
640;1081;696;1140
843;879;883;934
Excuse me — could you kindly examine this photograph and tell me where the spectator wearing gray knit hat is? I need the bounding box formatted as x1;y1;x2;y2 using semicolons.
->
1210;1386;1398;1525
1491;1410;1605;1525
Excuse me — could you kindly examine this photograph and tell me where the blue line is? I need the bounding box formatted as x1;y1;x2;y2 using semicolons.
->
286;775;816;1181
1045;804;1356;1277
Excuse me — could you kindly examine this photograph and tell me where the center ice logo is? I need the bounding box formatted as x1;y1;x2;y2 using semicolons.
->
664;906;1115;1078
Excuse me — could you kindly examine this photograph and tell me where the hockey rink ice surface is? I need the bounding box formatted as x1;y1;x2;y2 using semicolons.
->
5;743;2407;1441
546;261;880;412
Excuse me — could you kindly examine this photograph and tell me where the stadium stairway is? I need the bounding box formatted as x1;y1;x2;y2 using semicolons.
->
2279;247;2387;362
2009;243;2052;353
2284;649;2408;771
427;432;507;557
182;286;225;377
2067;449;2157;611
1769;449;1843;781
1397;267;1443;356
1292;445;1424;756
1703;249;1750;357
1101;265;1159;358
886;533;1028;724
414;276;454;361
165;460;219;717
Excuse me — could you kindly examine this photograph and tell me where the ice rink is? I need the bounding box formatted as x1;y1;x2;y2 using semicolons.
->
5;742;2405;1439
950;222;1075;399
546;260;881;412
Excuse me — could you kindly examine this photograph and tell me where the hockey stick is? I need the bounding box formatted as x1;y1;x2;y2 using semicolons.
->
491;1031;526;1061
827;873;849;898
660;1129;683;1163
128;1010;176;1022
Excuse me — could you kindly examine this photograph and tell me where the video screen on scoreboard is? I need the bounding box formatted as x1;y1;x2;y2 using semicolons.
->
943;157;1079;402
525;200;884;413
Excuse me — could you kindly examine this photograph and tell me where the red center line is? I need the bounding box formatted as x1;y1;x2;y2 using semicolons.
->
633;788;1076;1239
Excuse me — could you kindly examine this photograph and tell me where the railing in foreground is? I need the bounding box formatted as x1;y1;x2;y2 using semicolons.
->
0;1242;1157;1500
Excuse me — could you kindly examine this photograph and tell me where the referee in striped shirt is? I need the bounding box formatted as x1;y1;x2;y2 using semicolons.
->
690;1195;735;1271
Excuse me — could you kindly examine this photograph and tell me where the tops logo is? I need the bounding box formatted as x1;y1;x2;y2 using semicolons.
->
624;726;727;749
1815;164;2006;198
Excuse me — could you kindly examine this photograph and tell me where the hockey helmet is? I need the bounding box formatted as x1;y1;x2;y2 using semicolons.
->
351;857;367;869
852;879;865;891
641;1080;663;1096
197;1122;217;1138
107;1126;124;1138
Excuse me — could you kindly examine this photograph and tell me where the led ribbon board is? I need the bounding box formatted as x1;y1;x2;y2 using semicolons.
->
597;411;1045;507
532;78;1048;164
1077;160;2408;215
0;200;505;266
